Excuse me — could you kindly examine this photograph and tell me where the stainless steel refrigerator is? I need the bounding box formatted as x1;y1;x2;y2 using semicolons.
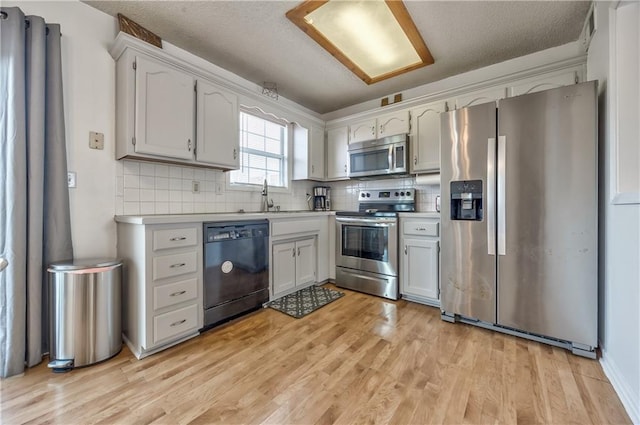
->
440;81;598;357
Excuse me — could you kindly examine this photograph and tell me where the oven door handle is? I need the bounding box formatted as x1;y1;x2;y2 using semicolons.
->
336;217;397;226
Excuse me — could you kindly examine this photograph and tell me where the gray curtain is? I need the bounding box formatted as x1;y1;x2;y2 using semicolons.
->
0;7;73;378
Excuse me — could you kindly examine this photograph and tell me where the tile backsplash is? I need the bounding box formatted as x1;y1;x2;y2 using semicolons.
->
115;159;440;215
328;178;440;212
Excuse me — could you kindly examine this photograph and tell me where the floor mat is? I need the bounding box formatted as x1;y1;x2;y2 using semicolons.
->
266;285;344;318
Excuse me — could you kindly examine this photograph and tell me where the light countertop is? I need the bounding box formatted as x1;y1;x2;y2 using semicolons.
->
114;210;334;225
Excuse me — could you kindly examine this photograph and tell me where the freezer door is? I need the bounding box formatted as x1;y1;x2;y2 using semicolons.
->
440;102;497;324
496;81;597;347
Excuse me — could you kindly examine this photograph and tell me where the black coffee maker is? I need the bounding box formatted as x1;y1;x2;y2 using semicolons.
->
313;186;331;211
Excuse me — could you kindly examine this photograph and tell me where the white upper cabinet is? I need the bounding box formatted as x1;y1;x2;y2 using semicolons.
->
195;79;239;169
508;69;579;97
349;110;409;144
377;110;410;138
454;86;507;109
293;122;325;181
112;34;239;170
410;101;448;173
349;118;377;143
326;126;349;180
134;55;195;160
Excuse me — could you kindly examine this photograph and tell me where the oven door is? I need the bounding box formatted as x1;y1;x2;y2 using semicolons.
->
336;216;398;276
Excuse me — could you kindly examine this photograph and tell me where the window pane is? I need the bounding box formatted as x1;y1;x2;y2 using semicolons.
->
232;111;287;188
265;121;281;139
246;114;264;135
247;133;264;151
264;138;282;155
266;157;281;171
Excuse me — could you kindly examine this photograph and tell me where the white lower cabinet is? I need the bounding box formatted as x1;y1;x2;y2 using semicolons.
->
400;217;440;306
272;237;316;298
117;222;203;359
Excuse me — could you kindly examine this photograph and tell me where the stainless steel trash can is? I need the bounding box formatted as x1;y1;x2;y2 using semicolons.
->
47;258;122;372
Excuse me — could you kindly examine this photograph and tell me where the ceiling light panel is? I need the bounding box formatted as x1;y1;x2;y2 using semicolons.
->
287;0;433;85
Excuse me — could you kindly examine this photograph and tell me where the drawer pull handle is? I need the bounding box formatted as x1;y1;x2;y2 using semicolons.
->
416;227;426;231
405;245;407;255
170;236;187;241
170;263;186;268
170;319;187;327
170;290;187;297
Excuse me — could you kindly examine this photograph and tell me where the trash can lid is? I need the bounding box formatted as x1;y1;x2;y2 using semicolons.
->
48;258;122;271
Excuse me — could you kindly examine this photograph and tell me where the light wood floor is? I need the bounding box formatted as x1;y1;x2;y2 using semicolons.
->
1;285;631;425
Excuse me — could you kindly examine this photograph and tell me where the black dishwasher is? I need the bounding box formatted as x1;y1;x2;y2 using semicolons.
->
203;220;269;329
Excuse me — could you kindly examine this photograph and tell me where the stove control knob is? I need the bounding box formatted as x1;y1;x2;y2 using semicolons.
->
361;193;366;198
400;191;405;196
395;191;399;196
406;191;411;197
366;193;370;198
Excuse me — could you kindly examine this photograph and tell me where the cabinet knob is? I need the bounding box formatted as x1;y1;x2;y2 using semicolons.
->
379;125;384;135
292;248;296;257
344;164;347;172
311;165;315;173
372;126;377;135
188;139;192;151
414;156;417;165
233;148;237;159
297;247;301;256
404;245;407;255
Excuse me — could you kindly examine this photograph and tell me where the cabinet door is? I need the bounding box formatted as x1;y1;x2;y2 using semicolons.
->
273;242;296;295
309;124;325;179
295;238;316;286
349;118;377;143
410;101;447;173
454;86;507;109
135;56;194;159
196;79;239;169
293;123;325;180
402;237;439;300
327;126;349;179
378;110;410;138
508;70;578;97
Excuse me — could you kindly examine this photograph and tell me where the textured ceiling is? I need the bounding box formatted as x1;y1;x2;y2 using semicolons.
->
84;1;590;114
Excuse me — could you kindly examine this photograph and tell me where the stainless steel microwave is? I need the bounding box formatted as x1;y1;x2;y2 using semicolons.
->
348;134;409;178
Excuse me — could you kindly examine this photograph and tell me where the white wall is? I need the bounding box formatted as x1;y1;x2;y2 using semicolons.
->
588;3;640;423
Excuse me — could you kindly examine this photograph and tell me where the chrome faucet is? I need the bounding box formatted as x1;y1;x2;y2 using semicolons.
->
261;179;274;212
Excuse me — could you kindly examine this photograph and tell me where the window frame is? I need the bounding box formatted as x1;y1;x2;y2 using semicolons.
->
227;107;293;193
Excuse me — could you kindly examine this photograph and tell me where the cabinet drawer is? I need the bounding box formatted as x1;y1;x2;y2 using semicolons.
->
403;221;439;237
271;218;321;237
153;277;198;310
153;303;199;344
153;227;198;251
152;251;198;281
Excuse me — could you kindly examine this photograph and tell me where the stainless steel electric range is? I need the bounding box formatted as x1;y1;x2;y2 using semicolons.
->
335;189;415;300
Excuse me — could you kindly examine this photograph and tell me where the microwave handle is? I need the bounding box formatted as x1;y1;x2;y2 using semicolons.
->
388;144;394;171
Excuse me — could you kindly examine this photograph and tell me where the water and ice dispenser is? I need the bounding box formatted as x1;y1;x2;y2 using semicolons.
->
450;180;483;221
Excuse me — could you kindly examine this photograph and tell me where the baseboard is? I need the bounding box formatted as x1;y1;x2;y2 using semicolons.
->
600;349;640;424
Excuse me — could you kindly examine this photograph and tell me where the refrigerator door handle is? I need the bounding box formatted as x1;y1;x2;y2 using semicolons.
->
487;138;496;256
497;135;506;256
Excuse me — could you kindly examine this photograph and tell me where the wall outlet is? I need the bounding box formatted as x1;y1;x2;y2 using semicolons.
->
89;131;104;150
67;171;77;188
192;180;200;193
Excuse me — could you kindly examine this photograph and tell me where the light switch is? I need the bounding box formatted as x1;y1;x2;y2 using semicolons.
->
89;131;104;150
67;172;77;188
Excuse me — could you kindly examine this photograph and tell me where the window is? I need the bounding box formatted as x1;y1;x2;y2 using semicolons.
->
230;111;288;188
